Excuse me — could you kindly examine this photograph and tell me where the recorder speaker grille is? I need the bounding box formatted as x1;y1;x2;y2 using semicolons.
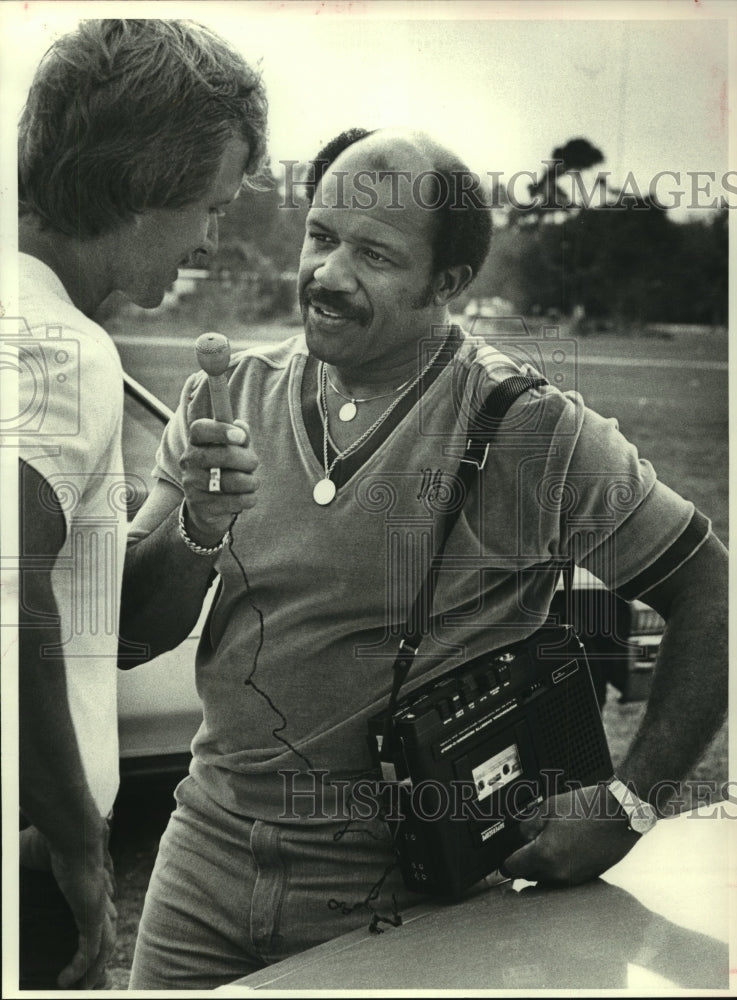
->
533;673;610;781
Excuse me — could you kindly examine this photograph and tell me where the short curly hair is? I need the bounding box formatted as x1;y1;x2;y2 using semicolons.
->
305;127;492;281
18;19;269;238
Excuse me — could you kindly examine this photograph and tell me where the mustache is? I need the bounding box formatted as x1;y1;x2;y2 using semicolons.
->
301;286;370;323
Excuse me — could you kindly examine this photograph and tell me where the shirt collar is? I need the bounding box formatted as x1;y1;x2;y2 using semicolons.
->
19;252;75;307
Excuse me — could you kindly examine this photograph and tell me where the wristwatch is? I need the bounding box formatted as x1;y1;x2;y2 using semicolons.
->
607;777;658;835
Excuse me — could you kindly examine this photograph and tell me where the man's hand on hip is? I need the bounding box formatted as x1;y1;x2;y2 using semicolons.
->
20;824;117;989
50;827;117;990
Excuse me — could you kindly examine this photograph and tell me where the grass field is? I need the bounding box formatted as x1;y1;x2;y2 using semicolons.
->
112;310;729;547
106;313;729;989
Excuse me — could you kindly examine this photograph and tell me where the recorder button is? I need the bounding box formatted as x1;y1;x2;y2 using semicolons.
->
475;670;493;692
495;664;511;686
460;676;477;702
437;698;452;721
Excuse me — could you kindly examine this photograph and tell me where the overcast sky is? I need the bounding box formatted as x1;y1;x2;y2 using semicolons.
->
1;0;733;218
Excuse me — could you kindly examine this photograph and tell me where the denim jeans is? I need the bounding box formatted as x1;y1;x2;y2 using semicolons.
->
129;775;418;990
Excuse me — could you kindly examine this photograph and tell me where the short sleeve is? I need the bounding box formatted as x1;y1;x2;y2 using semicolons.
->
19;333;123;534
548;398;710;598
584;497;711;601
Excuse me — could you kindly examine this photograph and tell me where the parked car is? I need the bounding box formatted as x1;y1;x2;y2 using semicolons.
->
549;575;664;707
117;372;664;780
117;373;204;780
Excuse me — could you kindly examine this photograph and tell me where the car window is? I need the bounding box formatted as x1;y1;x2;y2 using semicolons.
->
122;386;168;520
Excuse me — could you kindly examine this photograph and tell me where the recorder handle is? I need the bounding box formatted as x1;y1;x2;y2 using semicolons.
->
388;374;550;712
195;332;234;424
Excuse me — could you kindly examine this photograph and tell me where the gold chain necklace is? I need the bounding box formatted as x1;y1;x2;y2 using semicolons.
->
313;341;448;506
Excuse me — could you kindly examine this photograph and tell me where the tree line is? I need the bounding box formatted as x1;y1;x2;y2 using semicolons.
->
197;136;728;328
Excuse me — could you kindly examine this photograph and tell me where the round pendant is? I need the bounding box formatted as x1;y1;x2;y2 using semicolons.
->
313;478;337;506
338;401;357;422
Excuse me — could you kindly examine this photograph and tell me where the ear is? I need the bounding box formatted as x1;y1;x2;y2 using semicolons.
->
432;264;474;306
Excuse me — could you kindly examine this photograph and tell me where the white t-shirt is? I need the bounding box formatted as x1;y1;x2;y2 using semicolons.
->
17;254;125;816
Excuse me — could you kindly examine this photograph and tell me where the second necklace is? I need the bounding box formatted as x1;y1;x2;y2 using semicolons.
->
325;370;412;422
313;341;448;506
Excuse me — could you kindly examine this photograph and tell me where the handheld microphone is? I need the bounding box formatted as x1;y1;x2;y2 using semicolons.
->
196;332;234;423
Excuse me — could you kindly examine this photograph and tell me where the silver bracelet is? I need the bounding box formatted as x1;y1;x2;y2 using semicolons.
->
177;500;231;556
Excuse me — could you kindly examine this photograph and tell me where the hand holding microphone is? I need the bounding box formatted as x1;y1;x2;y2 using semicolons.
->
196;332;236;495
196;332;235;425
179;333;259;546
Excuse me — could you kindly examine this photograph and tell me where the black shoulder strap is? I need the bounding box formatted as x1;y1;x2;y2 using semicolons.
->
385;374;548;724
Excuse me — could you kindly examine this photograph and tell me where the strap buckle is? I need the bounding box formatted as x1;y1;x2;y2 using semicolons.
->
460;439;490;471
398;638;419;656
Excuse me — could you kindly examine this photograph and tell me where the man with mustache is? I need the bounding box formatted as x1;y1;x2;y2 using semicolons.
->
121;127;727;990
15;18;267;990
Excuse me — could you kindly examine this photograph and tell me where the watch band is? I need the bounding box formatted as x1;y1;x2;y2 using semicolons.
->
607;777;658;835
